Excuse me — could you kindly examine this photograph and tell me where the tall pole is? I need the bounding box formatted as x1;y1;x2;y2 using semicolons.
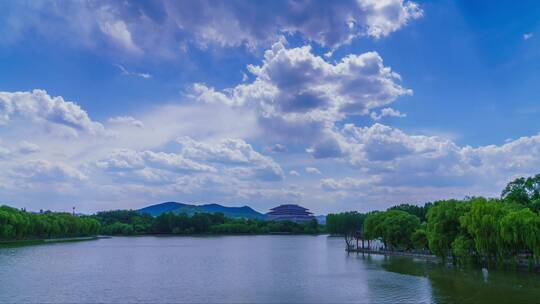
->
72;206;75;216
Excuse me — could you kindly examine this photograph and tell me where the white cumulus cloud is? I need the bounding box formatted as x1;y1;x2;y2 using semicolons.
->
108;116;144;128
305;167;322;175
193;40;411;158
370;107;407;120
0;89;106;137
289;170;300;176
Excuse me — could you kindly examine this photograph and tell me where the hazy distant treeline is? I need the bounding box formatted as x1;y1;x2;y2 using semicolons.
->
327;173;540;267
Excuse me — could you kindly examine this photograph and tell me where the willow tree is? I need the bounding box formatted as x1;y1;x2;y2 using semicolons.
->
499;208;540;261
460;198;507;263
381;210;420;250
387;203;432;222
412;224;429;250
426;199;469;261
326;212;365;248
363;211;387;247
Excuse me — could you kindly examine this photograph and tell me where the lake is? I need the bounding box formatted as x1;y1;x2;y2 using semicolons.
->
1;235;540;303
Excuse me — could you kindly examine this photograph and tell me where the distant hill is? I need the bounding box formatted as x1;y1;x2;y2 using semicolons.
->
198;203;266;219
137;202;189;216
138;202;266;220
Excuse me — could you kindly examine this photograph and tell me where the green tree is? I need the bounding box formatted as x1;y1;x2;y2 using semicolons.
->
388;203;431;222
304;219;319;234
501;174;540;211
411;226;429;250
326;212;365;247
499;208;540;260
459;198;507;262
426;199;470;261
381;210;420;250
0;205;100;241
363;211;387;243
451;235;476;265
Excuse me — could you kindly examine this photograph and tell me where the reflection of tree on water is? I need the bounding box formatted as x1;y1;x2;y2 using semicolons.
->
379;256;540;303
358;255;434;303
379;256;431;277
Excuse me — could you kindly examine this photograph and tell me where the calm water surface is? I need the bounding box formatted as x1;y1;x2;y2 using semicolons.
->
1;235;540;303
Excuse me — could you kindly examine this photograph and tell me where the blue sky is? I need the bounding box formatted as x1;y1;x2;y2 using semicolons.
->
1;0;540;214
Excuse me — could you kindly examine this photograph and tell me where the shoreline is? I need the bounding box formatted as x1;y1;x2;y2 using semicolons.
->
346;247;439;261
0;236;110;248
347;247;540;272
0;234;328;247
99;232;328;237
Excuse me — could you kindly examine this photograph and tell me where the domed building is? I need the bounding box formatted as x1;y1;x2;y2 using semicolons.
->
267;204;315;223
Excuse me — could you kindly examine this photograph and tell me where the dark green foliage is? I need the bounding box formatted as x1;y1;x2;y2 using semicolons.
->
326;212;366;247
328;173;540;269
451;235;476;265
501;174;540;211
459;198;507;261
363;211;387;241
95;209;321;236
411;226;428;250
326;212;365;236
499;208;540;259
0;205;322;240
153;212;226;234
422;175;540;266
363;210;420;250
387;203;431;222
0;205;100;241
328;209;422;250
304;219;319;234
95;210;153;235
426;199;470;261
382;210;420;250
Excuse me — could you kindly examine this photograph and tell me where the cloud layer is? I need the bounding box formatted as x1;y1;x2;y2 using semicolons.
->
1;0;422;55
3;1;540;215
1;87;540;213
0;90;106;137
193;40;411;158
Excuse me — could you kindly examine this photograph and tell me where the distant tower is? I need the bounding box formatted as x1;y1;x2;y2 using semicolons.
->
72;206;76;216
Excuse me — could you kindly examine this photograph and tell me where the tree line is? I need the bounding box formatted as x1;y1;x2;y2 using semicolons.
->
0;205;100;241
96;210;321;235
1;206;322;241
327;173;540;267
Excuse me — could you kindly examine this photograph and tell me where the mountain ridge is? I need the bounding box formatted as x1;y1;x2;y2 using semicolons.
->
138;201;266;219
